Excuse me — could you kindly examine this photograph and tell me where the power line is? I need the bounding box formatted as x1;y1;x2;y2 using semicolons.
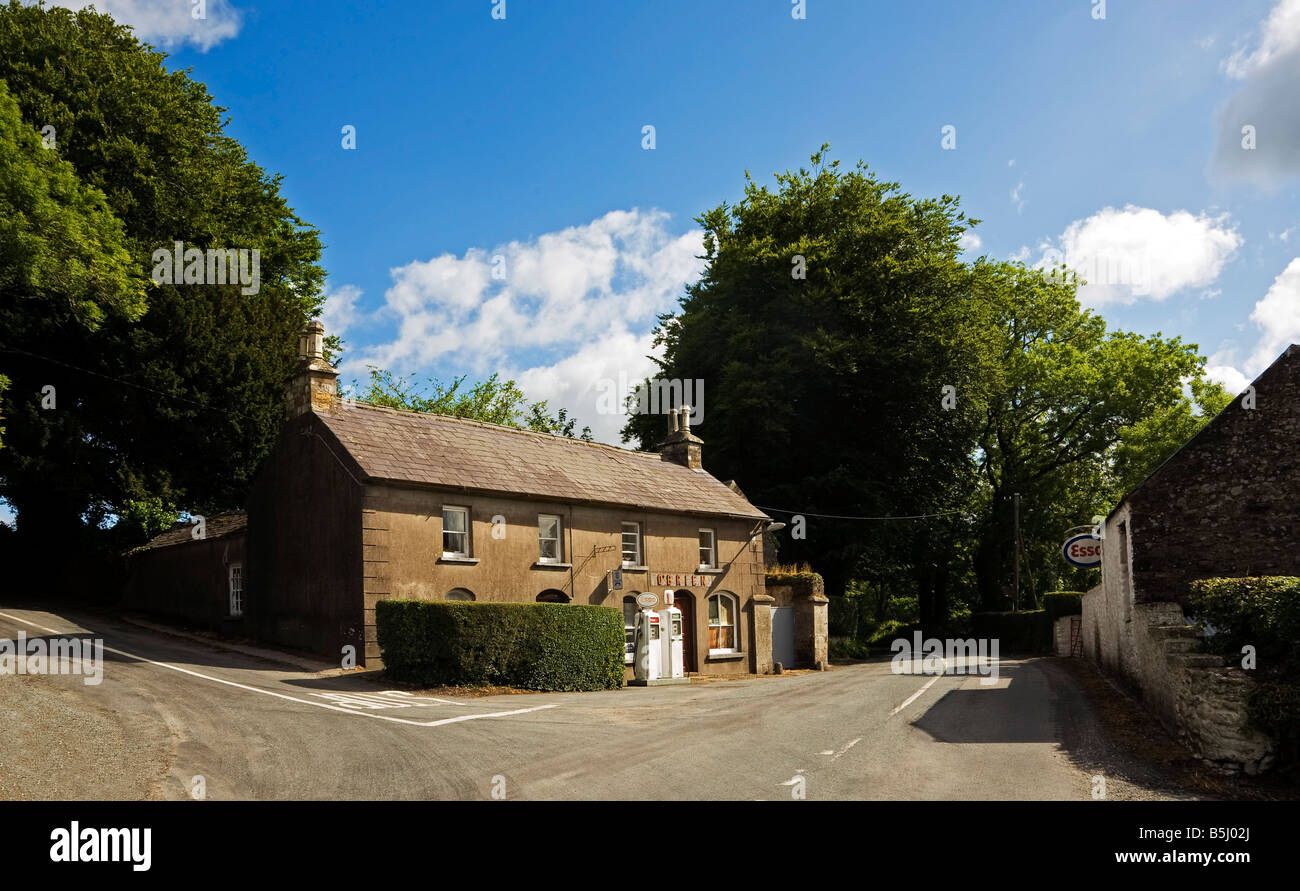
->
0;346;260;422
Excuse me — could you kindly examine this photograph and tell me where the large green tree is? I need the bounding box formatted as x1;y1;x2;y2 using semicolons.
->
0;2;325;572
354;367;593;439
624;147;987;601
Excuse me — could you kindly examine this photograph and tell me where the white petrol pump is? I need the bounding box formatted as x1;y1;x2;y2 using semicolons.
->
632;590;688;684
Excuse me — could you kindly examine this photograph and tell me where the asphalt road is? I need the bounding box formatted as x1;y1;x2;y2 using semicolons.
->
0;605;1187;801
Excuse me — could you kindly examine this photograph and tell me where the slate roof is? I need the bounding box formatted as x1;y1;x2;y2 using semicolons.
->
131;511;247;552
315;402;768;521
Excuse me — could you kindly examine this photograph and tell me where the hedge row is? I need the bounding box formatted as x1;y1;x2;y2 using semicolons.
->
1189;577;1300;760
1043;591;1084;622
375;600;625;691
971;610;1052;654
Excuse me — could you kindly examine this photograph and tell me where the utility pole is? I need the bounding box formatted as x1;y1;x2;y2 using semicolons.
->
1013;492;1022;612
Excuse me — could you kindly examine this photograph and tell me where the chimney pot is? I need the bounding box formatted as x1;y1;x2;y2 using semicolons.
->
680;404;692;435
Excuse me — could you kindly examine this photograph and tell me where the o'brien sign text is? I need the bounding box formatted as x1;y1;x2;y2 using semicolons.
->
654;573;710;587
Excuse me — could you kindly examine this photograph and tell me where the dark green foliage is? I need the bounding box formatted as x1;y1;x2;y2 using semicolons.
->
0;2;325;579
1189;577;1300;762
376;600;625;692
1043;592;1084;622
829;637;870;660
828;595;858;638
972;610;1052;653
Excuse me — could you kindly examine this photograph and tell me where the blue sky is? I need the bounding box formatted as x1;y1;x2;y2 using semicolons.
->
44;0;1300;447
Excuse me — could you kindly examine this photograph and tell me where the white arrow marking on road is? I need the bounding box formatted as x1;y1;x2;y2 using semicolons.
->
0;611;554;728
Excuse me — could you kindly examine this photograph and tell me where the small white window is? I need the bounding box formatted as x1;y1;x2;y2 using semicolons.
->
442;506;469;557
708;592;738;654
621;522;642;567
229;564;244;617
538;514;562;563
699;528;716;569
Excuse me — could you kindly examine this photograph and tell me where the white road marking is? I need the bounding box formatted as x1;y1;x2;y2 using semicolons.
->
890;659;951;716
833;737;862;760
0;611;554;728
817;750;834;756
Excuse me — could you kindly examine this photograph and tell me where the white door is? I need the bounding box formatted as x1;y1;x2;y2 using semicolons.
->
772;607;795;668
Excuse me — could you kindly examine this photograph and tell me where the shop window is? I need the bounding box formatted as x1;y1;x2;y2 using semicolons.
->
442;506;469;557
708;592;738;654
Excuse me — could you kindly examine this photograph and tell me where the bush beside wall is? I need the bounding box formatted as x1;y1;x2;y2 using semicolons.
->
376;600;625;691
1043;592;1084;623
1189;577;1300;765
972;610;1052;653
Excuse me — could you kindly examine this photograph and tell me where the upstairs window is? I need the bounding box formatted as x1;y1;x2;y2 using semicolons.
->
621;522;642;567
699;528;717;569
538;514;563;563
442;506;469;557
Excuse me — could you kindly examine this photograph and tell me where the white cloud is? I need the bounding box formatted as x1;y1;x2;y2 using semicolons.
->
48;1;243;51
336;209;705;443
958;231;982;253
1205;256;1300;391
1246;257;1300;370
1033;205;1241;306
1205;361;1251;395
514;329;662;445
320;284;364;338
1010;181;1025;213
1213;0;1300;184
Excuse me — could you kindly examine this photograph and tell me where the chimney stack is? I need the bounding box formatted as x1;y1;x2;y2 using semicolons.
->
659;405;703;470
285;320;340;419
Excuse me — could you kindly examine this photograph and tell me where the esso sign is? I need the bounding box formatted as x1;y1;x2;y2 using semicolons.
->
1062;534;1102;568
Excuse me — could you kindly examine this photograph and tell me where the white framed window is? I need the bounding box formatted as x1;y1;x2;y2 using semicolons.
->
708;592;738;654
538;514;562;563
228;564;244;617
442;506;469;557
621;522;642;567
699;528;716;569
623;595;639;664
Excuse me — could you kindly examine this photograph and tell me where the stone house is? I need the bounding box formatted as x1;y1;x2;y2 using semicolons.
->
1082;344;1300;772
124;322;819;680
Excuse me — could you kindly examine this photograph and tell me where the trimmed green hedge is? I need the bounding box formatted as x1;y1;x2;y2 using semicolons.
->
1189;577;1300;762
1043;592;1084;622
376;600;625;691
972;610;1051;653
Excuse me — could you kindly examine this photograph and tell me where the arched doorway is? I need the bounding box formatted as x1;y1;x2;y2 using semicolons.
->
671;591;697;673
537;589;569;603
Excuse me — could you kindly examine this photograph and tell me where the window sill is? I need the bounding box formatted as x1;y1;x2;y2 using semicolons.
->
697;567;723;574
533;561;572;570
621;565;649;572
706;651;745;661
438;556;480;565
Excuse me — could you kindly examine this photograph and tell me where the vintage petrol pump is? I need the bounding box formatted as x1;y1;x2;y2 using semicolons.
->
658;605;684;679
633;608;662;683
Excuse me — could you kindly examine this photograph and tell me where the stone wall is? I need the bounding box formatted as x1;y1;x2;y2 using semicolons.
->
765;573;828;670
1083;578;1273;773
